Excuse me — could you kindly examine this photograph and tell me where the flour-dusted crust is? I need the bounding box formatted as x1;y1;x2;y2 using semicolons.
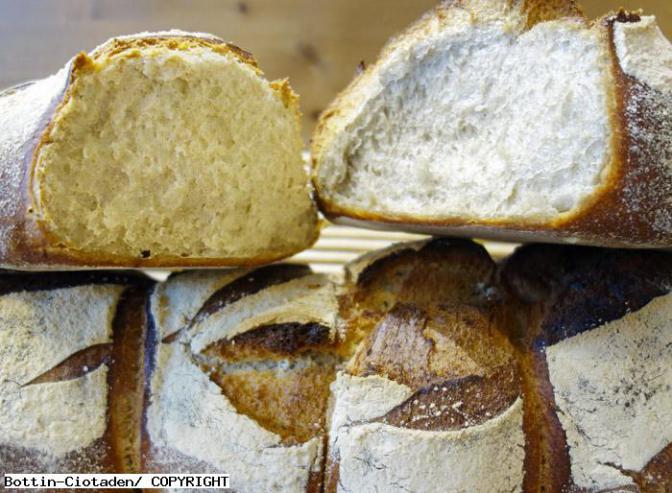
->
150;269;253;340
337;398;525;493
325;238;524;491
503;244;672;492
547;292;672;490
146;341;323;493
0;30;316;269
0;271;152;474
3;241;671;489
326;372;525;493
144;265;342;493
330;239;672;491
312;0;672;248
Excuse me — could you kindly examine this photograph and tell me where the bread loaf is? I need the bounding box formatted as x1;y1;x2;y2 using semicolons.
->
312;0;672;248
144;265;342;493
326;239;525;492
330;239;672;492
0;31;318;268
2;240;670;491
0;271;152;476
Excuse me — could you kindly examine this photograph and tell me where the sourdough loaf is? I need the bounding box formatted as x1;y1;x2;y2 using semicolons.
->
0;30;318;268
143;265;343;493
2;241;670;491
326;238;672;492
327;239;525;492
0;271;152;478
312;0;672;248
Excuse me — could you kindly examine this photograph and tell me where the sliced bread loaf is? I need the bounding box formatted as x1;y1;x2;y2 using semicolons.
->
312;0;672;247
0;31;318;268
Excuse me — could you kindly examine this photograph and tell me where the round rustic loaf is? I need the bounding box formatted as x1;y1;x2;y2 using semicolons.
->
2;239;671;492
144;265;342;493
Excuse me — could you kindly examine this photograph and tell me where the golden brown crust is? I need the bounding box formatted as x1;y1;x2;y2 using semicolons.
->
520;0;583;28
312;1;672;248
0;32;315;269
338;238;498;356
519;346;573;493
90;33;258;70
206;365;335;445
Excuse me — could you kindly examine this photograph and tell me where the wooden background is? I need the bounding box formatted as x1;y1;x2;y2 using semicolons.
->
1;0;671;140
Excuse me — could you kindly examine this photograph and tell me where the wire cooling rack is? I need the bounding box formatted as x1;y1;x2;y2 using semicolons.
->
290;224;517;274
144;225;517;280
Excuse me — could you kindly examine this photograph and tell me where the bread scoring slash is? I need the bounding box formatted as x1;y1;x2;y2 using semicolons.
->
312;0;672;248
0;30;318;269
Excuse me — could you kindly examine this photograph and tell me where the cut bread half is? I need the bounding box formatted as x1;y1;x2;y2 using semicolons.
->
0;31;318;268
312;0;672;248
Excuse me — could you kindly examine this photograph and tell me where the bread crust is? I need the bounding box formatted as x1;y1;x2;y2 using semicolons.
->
327;239;672;491
4;242;668;489
326;238;524;492
311;1;672;248
0;271;153;478
143;266;339;493
504;244;672;492
0;31;315;269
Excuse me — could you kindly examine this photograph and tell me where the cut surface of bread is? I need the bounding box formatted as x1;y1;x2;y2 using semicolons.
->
312;0;672;247
0;31;317;268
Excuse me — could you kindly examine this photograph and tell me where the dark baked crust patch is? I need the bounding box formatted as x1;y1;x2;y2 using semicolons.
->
377;365;519;432
503;244;672;344
341;238;501;357
0;270;151;296
203;322;333;362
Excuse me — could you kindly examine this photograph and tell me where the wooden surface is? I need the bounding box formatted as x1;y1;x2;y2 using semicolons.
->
1;0;670;140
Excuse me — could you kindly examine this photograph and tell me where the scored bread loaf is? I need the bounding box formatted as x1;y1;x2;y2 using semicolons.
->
2;241;670;491
312;0;672;248
0;30;318;269
0;271;153;478
143;265;343;493
327;239;524;492
328;238;672;492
